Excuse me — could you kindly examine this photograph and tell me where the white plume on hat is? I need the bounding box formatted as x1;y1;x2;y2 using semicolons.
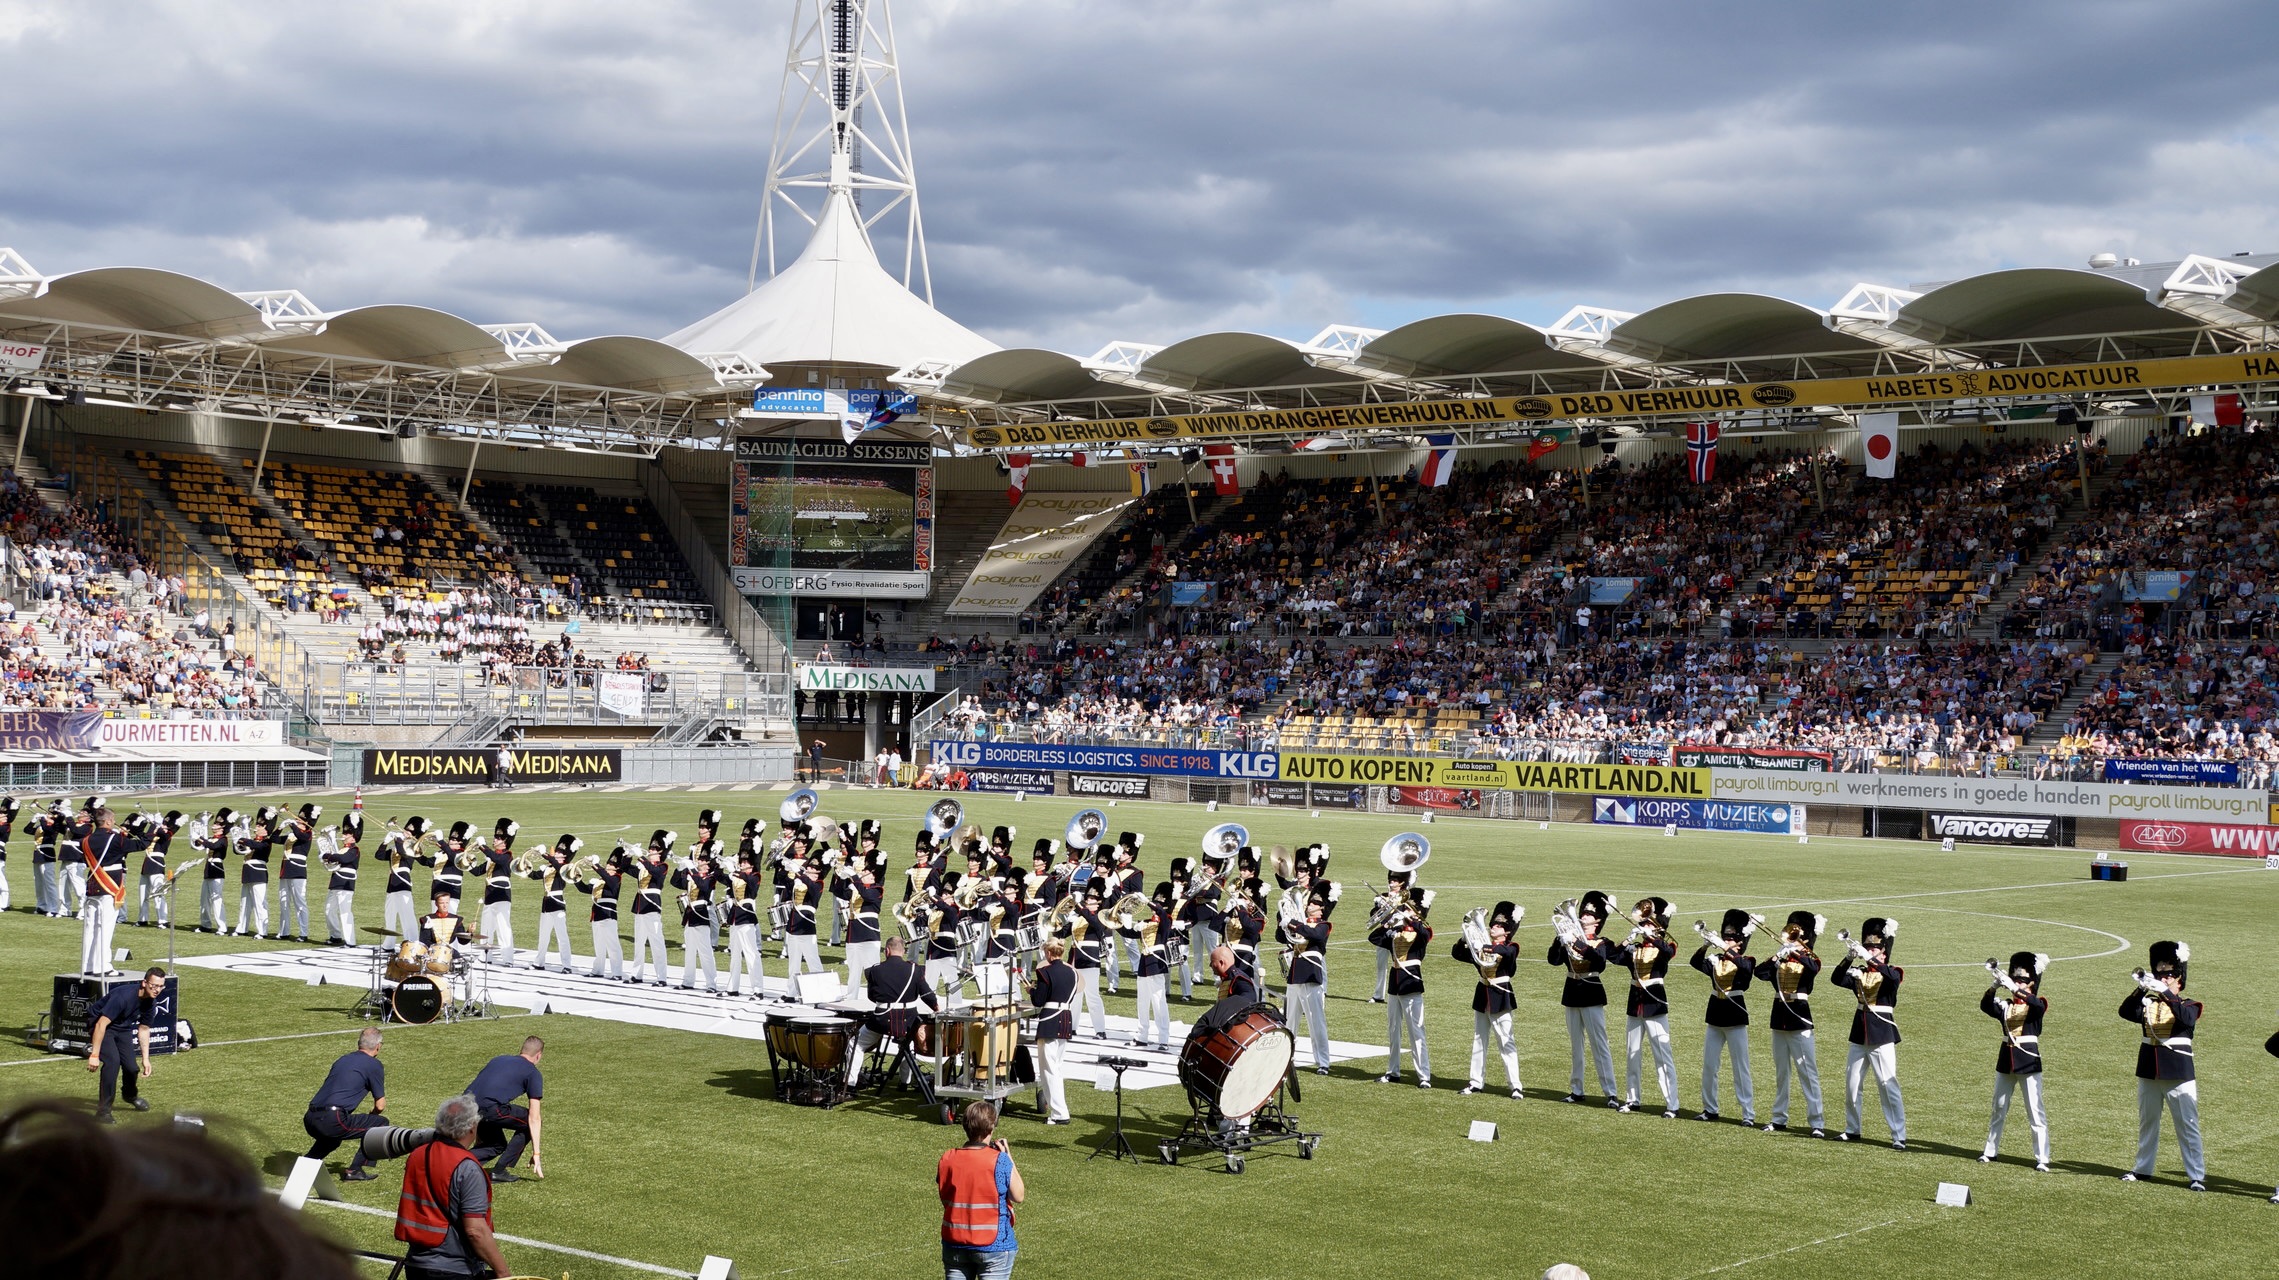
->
2032;953;2049;975
1812;914;1828;937
1884;917;1899;935
2175;942;2190;962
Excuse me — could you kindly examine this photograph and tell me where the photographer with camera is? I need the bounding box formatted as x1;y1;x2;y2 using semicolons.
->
937;1100;1024;1280
393;1095;513;1280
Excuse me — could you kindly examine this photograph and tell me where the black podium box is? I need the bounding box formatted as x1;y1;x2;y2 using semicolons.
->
47;974;183;1055
2090;861;2129;882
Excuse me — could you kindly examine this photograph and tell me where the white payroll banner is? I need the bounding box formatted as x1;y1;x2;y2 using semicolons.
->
945;493;1133;618
1708;768;2272;824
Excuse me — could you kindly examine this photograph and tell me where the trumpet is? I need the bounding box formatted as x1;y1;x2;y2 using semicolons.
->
1986;958;2025;995
2130;967;2169;996
1692;919;1742;954
1835;928;1873;965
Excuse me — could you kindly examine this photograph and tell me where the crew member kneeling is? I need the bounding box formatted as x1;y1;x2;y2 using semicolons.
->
305;1027;388;1181
464;1036;545;1182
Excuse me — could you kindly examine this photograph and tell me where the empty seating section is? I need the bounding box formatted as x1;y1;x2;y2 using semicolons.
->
261;460;513;603
128;450;323;605
463;478;584;590
528;484;703;606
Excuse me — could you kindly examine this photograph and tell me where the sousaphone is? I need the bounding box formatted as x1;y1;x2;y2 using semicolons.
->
780;787;819;825
1065;808;1108;852
925;798;966;840
1379;832;1431;876
1201;821;1249;865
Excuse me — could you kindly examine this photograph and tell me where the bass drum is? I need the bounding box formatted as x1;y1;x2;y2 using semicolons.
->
1179;1005;1294;1119
390;975;447;1025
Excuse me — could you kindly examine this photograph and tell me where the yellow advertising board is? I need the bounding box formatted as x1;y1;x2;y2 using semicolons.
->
1277;752;1710;798
960;350;2279;450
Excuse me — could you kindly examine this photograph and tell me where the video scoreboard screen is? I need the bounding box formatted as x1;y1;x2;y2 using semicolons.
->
731;437;934;597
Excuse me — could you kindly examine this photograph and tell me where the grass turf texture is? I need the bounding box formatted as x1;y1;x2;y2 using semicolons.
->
4;788;2277;1280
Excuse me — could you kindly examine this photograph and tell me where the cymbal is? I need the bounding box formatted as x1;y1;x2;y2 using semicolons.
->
362;926;401;936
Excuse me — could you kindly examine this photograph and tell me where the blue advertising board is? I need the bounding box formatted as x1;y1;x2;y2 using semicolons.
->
2102;757;2240;786
750;386;917;417
929;740;1277;780
1592;796;1805;835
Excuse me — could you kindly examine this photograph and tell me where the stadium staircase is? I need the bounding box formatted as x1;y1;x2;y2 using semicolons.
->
905;490;1029;640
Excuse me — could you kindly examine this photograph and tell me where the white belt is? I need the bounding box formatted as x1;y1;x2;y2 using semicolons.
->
1869;1004;1895;1013
2008;1034;2039;1045
2156;1036;2193;1048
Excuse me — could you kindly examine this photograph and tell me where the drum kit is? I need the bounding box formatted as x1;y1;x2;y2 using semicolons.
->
1159;1002;1320;1174
353;926;494;1025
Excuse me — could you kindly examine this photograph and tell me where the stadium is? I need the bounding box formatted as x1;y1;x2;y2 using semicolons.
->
3;4;2279;1280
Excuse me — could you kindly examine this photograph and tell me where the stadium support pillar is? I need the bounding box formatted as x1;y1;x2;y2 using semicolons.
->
863;693;882;763
252;416;276;488
1180;460;1197;524
461;440;482;504
10;395;28;469
1810;450;1824;509
2076;438;2091;509
1368;469;1386;522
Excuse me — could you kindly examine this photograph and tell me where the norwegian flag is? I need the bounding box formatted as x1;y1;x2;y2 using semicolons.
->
1686;420;1720;483
1203;443;1241;496
1006;452;1032;506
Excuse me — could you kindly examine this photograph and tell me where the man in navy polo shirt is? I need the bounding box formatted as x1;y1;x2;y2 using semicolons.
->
465;1036;545;1181
305;1027;388;1180
84;966;167;1122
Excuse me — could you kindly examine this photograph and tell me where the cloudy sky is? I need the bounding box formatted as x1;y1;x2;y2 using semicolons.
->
4;0;2276;356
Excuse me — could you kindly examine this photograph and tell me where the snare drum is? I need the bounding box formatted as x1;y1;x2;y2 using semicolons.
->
1179;1004;1293;1119
390;975;446;1025
385;940;429;983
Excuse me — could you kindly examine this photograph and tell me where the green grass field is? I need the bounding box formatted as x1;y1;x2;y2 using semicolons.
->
5;788;2277;1280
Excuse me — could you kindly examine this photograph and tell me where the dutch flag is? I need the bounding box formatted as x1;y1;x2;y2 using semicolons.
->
1419;434;1456;488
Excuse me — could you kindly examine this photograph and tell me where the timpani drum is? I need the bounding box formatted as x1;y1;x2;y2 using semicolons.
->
1179;1005;1294;1119
390;975;446;1025
385;941;428;983
765;1014;855;1074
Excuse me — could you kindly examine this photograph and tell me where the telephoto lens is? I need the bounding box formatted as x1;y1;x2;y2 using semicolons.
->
358;1126;438;1162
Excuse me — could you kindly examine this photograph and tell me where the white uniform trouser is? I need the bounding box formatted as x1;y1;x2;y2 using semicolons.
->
841;939;877;998
1288;981;1331;1068
0;854;10;911
1986;1070;2049;1164
1191;923;1220;981
923;955;958;1003
480;902;515;966
1625;1012;1679;1108
34;859;57;914
384;890;417;942
534;910;573;971
590;919;625;979
137;873;169;925
325;888;356;943
1104;933;1122;992
1843;1041;1906;1141
1036;1037;1070;1121
1566;1005;1618;1096
1472;1008;1520;1090
1387;992;1430;1079
2135;1077;2203;1181
681;924;718;990
1133;973;1170;1048
730;922;767;993
1072;966;1107;1037
79;894;119;973
785;934;824;980
630;913;668;982
1768;1028;1823;1127
63;861;86;912
1373;947;1390;1000
200;878;225;931
280;878;309;937
235;882;269;936
1702;1024;1754;1120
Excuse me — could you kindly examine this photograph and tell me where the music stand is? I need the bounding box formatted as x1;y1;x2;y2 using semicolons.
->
1090;1056;1145;1163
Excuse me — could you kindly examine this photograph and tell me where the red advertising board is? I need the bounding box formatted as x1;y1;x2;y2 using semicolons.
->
1393;786;1480;811
2118;820;2279;857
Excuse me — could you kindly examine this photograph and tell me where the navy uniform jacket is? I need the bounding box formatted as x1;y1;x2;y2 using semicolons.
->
789;868;826;936
1286;920;1331;987
1983;988;2046;1075
237;835;272;885
325;844;360;892
673;867;719;929
32;812;64;864
383;840;417;895
1547;936;1611;1008
724;872;764;928
419;913;473;947
1065;906;1105;970
85;829;132;893
864;956;939;1036
1831;959;1903;1047
983;894;1018;961
1690;945;1756;1027
280;823;312;882
426;840;466;902
846;879;882;943
309;1051;385;1112
1753;948;1820;1032
1370;922;1432;997
2120;988;2200;1081
481;848;514;906
1030;961;1077;1041
630;859;666;915
527;860;567;914
198;830;228;881
1607;932;1673;1019
139;829;170;878
579;869;622;923
1131;904;1171;977
1452;938;1518;1015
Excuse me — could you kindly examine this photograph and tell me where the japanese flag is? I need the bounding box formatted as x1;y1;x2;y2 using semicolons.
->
1859;412;1899;479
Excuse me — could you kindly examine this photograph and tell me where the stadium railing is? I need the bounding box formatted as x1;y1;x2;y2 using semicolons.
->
303;660;791;728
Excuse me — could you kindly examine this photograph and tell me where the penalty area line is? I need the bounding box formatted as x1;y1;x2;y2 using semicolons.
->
309;1198;695;1277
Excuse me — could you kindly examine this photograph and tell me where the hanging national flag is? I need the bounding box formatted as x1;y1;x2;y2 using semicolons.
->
1126;451;1154;496
1685;421;1720;484
1526;434;1560;464
839;389;914;444
1006;452;1032;507
2190;393;2244;427
1293;435;1342;452
1859;411;1899;479
1203;444;1241;496
1066;451;1094;467
1419;434;1457;488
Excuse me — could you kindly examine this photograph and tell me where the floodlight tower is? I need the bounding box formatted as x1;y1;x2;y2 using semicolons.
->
750;0;932;301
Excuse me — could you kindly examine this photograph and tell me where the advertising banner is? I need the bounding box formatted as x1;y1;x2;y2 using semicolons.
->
1588;577;1643;605
1279;752;1710;798
1708;769;2271;823
2101;757;2239;786
1927;812;2059;846
0;342;47;373
0;710;102;750
2119;820;2279;856
90;719;285;748
732;567;931;597
796;664;937;694
1615;743;1668;765
966;768;1056;795
946;493;1134;617
1593;796;1806;835
2120;571;2194;603
1070;773;1152;799
733;433;930;464
929;741;1278;780
363;748;624;784
1310;785;1366;810
1254;781;1310;806
1393;786;1482;811
597;672;645;718
1672;744;1832;772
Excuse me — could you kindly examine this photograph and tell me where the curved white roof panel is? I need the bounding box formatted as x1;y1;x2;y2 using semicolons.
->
273;304;510;370
1138;332;1344;392
1606;293;1880;366
5;266;269;341
1891;267;2193;355
2227;263;2279;321
521;336;724;397
937;348;1114;404
1351;313;1561;379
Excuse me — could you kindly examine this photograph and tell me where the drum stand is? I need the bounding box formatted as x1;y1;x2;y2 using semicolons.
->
1088;1056;1144;1163
349;946;391;1020
452;958;496;1021
1159;1075;1320;1175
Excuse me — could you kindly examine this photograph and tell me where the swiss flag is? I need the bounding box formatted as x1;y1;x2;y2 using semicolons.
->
1204;444;1240;496
1006;452;1031;506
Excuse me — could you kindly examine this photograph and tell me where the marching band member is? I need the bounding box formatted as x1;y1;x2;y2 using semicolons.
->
194;809;231;932
1608;896;1680;1116
628;832;673;985
529;835;579;973
79;804;132;974
1063;880;1109;1037
674;843;722;994
233;807;277;938
60;797;91;915
785;830;830;981
321;814;363;946
1103;832;1144;993
1453;901;1522;1098
580;847;628;981
2121;940;2203;1190
1164;857;1197;999
427;820;473;911
420;888;474;948
983;873;1020;973
0;795;17;912
1691;909;1758;1125
849;936;939;1086
726;849;767;995
279;802;322;944
1224;884;1266;987
921;875;963;995
771;821;808;945
1981;950;2050;1171
1369;869;1414;1003
480;819;520;967
132;812;176;927
1030;940;1077;1124
1284;890;1334;1074
28;799;62;916
1187;850;1225;991
380;817;430;943
1372;894;1433;1088
1550;890;1619;1105
1756;911;1826;1136
1831;917;1906;1149
1125;883;1175;1050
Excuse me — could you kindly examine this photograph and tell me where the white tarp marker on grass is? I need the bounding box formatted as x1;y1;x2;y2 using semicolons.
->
1467;1120;1498;1142
697;1258;741;1280
1934;1182;1971;1207
279;1156;323;1211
